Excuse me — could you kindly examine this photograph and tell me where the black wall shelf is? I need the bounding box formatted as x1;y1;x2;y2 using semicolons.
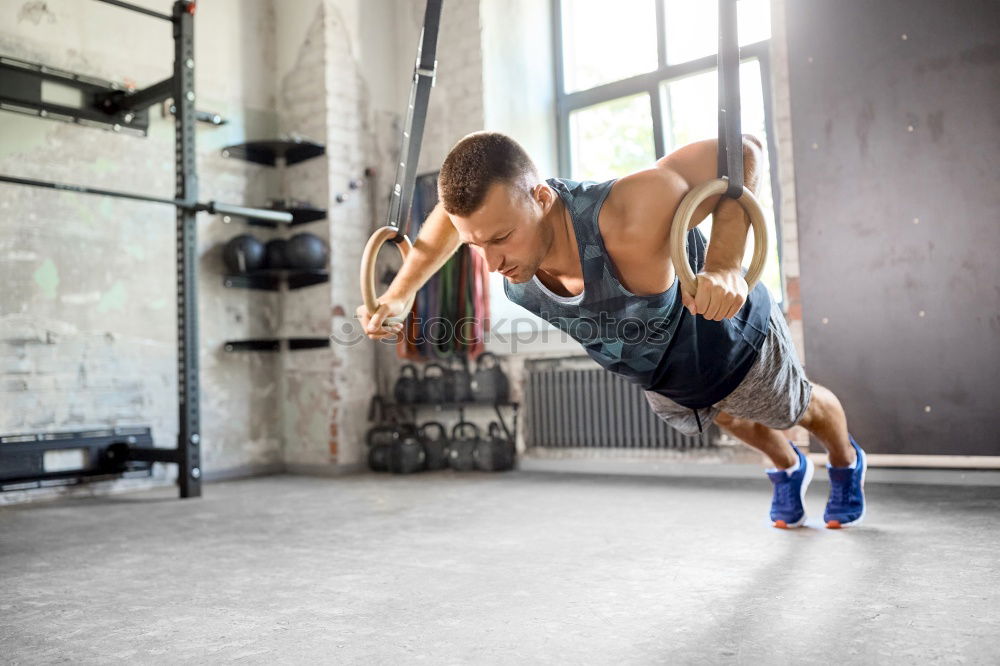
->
223;270;328;291
289;337;331;350
221;140;325;166
224;337;331;352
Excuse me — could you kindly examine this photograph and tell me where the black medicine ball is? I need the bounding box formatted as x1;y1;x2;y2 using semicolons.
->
285;232;329;270
222;234;265;274
264;239;290;269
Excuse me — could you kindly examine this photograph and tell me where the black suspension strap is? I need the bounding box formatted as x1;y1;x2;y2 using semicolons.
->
692;0;746;435
385;0;443;243
717;0;744;199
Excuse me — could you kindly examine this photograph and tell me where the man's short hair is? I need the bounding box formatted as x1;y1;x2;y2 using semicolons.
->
438;131;539;216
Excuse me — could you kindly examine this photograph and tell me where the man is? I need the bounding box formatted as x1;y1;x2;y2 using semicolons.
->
356;131;866;529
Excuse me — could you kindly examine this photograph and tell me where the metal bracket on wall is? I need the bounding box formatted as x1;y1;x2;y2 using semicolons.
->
0;55;151;135
0;427;157;491
0;55;231;136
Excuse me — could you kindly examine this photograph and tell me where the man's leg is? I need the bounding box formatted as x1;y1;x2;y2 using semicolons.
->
713;411;797;468
793;382;855;468
714;410;813;528
716;383;855;468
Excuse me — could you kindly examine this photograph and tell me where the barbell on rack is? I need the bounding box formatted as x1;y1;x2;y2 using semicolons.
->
0;173;293;224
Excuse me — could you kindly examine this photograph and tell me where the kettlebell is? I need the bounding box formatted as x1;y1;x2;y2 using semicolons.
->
418;421;450;471
448;421;480;472
420;363;452;404
365;425;398;472
389;423;426;474
471;352;510;403
474;421;516;472
393;364;420;404
447;356;473;403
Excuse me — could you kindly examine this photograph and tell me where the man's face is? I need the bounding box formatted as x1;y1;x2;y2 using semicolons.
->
449;181;554;284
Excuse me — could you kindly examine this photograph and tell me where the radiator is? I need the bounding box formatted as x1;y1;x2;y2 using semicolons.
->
524;358;715;449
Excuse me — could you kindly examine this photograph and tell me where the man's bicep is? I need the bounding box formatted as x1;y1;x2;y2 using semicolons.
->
613;167;691;249
654;141;723;229
656;139;719;187
660;135;764;192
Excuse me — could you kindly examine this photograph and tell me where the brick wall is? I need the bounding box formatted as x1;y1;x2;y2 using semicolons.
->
370;0;490;440
267;0;490;470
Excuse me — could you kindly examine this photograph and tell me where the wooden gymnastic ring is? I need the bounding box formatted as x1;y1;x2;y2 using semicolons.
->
359;226;416;328
669;178;769;297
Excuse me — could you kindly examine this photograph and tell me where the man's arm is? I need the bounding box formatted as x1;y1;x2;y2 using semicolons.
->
358;201;463;337
383;201;464;303
610;135;763;251
610;135;765;320
666;135;763;273
667;135;764;319
656;134;762;226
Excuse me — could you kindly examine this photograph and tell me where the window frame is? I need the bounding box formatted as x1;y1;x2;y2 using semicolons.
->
551;0;785;306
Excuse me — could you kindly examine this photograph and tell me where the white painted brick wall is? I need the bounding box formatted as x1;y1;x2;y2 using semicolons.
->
269;0;482;469
371;0;488;428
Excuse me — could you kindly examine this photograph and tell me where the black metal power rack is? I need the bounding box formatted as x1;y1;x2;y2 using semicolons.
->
0;0;300;498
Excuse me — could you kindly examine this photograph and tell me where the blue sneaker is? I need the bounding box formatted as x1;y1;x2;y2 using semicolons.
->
766;442;814;529
824;435;867;528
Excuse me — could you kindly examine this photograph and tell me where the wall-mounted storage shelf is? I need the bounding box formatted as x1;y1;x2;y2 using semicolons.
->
221;139;325;166
224;337;331;352
223;269;328;291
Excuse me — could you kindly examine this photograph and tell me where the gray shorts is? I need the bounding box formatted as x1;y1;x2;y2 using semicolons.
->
643;299;814;436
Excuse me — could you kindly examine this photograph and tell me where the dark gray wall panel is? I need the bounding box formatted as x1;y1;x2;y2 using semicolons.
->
786;0;1000;455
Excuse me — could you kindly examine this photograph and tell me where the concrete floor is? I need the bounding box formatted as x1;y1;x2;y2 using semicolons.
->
2;472;999;664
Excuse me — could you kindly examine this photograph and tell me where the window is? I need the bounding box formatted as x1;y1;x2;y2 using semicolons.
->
570;92;656;180
553;0;784;304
